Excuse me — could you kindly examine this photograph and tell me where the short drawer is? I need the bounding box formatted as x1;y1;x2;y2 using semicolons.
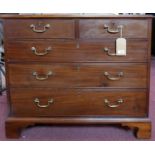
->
5;40;148;62
4;19;75;39
8;63;147;88
79;19;148;39
10;88;147;117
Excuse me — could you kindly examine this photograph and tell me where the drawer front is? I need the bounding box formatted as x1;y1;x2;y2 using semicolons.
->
5;19;75;39
6;40;148;62
79;19;148;39
10;88;147;117
8;63;147;88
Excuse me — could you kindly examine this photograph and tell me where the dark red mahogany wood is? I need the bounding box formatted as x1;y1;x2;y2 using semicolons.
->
1;14;152;139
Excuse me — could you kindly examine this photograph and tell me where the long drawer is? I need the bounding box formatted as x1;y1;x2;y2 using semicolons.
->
10;88;147;117
79;19;148;39
5;40;148;62
8;63;147;88
4;19;75;39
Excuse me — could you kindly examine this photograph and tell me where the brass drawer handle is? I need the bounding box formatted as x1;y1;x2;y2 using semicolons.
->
104;71;123;81
104;98;123;108
103;47;116;56
30;24;50;33
32;71;53;81
34;98;54;108
104;24;123;34
31;46;52;56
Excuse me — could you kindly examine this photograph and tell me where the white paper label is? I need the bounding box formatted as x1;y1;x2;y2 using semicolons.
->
116;38;126;56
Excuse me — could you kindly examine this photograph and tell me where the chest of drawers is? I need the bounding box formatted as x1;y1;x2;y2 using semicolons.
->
1;14;152;139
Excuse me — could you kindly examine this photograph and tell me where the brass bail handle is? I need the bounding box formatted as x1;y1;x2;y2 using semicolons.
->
103;47;117;56
31;46;52;56
34;98;54;108
104;24;123;34
32;71;53;81
30;23;50;33
104;98;124;108
104;71;124;81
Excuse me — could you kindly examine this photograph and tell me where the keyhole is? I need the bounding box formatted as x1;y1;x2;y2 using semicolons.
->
38;21;42;26
111;22;117;29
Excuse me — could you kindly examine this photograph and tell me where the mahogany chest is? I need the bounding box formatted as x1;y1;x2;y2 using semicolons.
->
1;14;152;139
